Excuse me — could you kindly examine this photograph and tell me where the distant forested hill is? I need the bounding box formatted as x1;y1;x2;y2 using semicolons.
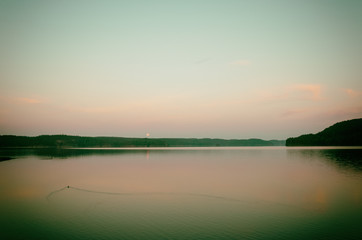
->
286;118;362;146
0;135;285;148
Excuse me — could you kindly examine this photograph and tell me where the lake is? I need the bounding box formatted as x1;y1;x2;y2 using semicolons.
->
0;147;361;240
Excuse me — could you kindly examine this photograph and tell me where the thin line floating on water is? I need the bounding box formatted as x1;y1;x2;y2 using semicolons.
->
46;185;247;203
46;186;69;201
45;186;309;211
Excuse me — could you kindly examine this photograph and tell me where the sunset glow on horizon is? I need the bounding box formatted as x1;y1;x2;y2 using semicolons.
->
1;0;361;139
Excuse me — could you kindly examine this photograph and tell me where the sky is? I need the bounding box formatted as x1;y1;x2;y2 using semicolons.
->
0;0;361;139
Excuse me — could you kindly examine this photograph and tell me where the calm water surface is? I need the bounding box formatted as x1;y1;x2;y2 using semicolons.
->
0;147;361;239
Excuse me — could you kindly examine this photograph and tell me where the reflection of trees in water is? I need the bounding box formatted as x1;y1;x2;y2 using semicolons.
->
0;148;149;159
287;148;362;172
3;148;362;173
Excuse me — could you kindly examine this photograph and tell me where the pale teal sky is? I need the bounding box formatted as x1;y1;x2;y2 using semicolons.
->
1;0;361;139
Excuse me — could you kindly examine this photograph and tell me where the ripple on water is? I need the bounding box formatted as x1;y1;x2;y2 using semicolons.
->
43;186;331;240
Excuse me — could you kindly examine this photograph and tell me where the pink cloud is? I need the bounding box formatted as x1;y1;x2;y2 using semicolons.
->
282;109;308;117
290;84;322;101
343;88;362;97
256;84;323;103
0;96;43;104
67;106;121;114
16;98;42;104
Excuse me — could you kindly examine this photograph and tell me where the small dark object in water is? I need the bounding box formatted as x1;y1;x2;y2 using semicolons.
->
0;157;14;162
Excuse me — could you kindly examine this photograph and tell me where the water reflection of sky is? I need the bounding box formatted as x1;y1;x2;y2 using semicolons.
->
0;147;362;239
